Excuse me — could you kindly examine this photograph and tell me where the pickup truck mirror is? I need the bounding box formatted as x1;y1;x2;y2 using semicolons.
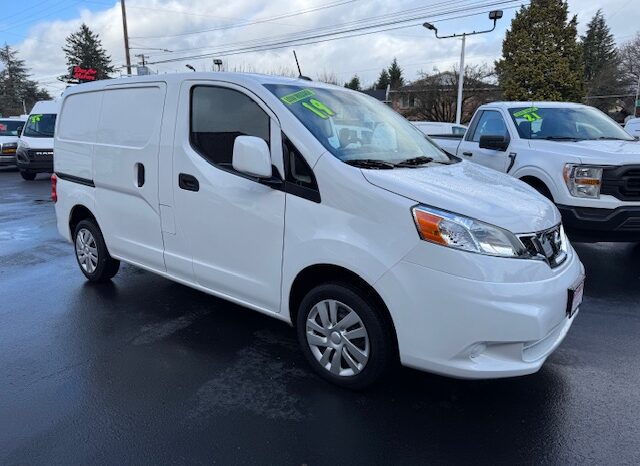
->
479;134;510;152
232;136;272;178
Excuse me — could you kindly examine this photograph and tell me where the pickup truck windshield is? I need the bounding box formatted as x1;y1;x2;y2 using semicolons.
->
23;113;56;138
0;120;24;136
264;84;451;166
508;106;634;141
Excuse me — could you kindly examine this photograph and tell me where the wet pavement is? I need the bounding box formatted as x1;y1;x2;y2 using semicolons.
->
1;168;639;465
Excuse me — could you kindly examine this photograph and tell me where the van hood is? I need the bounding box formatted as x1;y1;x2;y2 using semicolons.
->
528;139;640;164
362;161;561;234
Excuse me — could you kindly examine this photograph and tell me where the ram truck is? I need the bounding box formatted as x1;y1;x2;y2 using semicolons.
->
433;102;640;242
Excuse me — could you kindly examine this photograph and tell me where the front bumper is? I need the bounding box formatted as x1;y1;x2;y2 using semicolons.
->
375;249;584;379
558;204;640;242
0;154;16;166
16;150;53;173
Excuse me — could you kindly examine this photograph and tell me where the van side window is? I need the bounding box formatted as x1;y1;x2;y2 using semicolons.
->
282;134;320;203
190;86;270;169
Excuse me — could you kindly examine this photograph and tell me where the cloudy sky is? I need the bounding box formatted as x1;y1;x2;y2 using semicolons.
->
1;0;638;95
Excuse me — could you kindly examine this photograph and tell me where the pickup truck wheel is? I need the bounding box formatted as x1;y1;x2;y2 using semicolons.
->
74;220;120;282
296;282;393;389
20;171;36;181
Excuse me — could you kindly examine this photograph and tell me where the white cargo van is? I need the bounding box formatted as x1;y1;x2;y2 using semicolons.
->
53;74;584;388
16;100;59;180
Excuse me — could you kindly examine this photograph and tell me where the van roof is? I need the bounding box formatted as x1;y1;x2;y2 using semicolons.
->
61;72;346;97
30;99;61;114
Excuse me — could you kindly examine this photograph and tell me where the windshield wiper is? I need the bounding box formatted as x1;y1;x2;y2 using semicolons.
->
344;159;395;169
543;136;584;141
592;136;631;141
394;156;434;167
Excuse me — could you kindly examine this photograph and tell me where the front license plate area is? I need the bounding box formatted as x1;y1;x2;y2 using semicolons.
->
567;277;584;318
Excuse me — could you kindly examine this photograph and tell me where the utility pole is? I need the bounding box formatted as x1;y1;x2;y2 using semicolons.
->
424;10;503;125
120;0;132;75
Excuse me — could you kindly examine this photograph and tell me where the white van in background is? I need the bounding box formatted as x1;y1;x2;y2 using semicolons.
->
0;116;27;168
411;121;467;138
625;118;640;138
16;100;59;180
53;73;584;389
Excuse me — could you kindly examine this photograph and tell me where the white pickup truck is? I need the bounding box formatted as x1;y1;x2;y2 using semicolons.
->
433;102;640;242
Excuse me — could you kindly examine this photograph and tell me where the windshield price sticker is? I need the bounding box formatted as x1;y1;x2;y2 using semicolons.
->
281;88;336;119
30;114;42;124
281;88;316;105
513;107;542;122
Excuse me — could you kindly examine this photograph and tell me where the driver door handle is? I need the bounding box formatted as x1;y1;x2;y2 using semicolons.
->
462;152;473;157
179;173;199;192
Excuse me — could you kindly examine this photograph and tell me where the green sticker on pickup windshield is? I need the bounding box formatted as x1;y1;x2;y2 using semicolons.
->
30;114;42;124
281;88;316;105
513;107;541;122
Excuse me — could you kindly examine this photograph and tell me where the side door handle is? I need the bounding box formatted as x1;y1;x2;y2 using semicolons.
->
462;152;473;157
178;173;199;192
136;163;145;187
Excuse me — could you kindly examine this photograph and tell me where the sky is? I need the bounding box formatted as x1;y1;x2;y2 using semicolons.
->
1;0;638;96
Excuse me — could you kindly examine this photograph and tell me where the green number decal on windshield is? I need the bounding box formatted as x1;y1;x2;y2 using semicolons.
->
301;99;335;119
513;107;541;122
30;114;42;124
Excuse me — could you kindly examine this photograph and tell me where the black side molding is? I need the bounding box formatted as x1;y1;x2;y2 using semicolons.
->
55;172;95;187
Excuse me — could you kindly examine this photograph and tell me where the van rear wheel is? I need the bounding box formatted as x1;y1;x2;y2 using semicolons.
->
73;220;120;282
296;282;393;389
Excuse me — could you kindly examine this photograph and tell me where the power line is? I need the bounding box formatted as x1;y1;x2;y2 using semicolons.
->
129;0;361;39
147;1;525;66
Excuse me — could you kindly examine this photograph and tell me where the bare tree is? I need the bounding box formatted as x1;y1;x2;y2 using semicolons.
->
618;33;640;116
316;70;339;85
230;62;297;77
405;65;500;123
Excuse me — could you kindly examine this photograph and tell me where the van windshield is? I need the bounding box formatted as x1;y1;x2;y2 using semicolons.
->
508;106;634;141
23;113;57;138
264;84;452;167
0;120;24;136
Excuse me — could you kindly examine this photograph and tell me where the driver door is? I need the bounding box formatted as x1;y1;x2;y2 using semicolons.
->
458;110;511;172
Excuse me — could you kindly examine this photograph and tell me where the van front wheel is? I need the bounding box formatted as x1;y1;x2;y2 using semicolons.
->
296;282;393;389
20;171;36;181
74;220;120;282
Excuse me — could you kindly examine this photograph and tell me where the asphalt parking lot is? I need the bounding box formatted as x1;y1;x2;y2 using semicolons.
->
1;168;639;465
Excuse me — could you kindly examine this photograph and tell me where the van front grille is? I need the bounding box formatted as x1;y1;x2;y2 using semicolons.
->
518;225;567;268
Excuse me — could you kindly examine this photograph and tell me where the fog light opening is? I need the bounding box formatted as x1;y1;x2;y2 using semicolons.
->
469;343;487;359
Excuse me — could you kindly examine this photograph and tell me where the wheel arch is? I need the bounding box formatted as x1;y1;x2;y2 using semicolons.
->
519;175;555;201
69;204;98;238
288;263;400;358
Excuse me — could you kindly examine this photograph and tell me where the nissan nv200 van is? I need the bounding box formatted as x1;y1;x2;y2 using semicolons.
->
17;100;59;180
53;74;585;388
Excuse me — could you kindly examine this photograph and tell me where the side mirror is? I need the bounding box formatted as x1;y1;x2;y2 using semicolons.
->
479;134;510;151
16;125;24;135
232;136;272;178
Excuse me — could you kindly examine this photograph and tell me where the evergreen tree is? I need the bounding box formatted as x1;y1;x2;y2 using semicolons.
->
344;75;361;90
388;58;404;89
495;0;584;101
0;44;50;116
582;10;622;111
62;23;114;81
375;69;390;90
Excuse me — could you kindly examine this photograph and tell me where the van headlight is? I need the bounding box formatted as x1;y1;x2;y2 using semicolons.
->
563;164;602;198
412;205;528;257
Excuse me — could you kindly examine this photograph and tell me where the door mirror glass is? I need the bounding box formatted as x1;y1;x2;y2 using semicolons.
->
479;134;509;151
232;136;272;178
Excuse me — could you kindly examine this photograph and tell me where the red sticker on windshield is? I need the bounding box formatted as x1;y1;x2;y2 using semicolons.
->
0;124;6;132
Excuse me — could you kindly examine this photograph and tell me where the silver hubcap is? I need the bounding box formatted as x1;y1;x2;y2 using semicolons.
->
75;228;98;274
306;299;370;377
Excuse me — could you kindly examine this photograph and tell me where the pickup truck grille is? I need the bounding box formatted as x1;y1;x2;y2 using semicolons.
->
601;165;640;201
518;225;567;268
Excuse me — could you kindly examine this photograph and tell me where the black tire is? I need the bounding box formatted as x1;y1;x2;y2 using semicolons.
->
20;171;36;181
73;219;120;282
296;282;394;390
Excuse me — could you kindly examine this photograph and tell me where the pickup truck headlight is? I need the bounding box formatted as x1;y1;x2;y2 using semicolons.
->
412;205;528;258
563;164;603;198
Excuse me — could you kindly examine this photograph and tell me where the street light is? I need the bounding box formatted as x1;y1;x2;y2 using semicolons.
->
423;10;503;124
185;64;196;72
213;59;223;71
